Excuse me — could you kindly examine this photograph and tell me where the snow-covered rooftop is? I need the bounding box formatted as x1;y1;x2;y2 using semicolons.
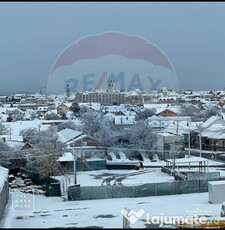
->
58;128;82;143
58;152;73;162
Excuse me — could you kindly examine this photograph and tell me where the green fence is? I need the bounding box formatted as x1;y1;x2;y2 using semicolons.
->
46;183;61;197
67;178;219;201
20;168;61;197
20;168;59;185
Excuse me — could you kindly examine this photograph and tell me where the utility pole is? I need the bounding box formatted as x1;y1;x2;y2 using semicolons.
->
199;129;202;158
197;124;203;158
9;126;12;140
188;118;191;158
171;117;191;158
73;139;77;185
80;125;83;159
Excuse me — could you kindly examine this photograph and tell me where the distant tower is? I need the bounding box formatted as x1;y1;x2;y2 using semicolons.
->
66;84;72;97
108;72;115;91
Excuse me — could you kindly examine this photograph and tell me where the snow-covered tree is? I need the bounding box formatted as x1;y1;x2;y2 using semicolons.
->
60;112;68;120
79;105;90;115
81;110;102;138
180;104;220;121
0;140;12;167
44;112;60;120
8;109;25;121
136;109;155;120
129;120;156;150
0;122;9;135
0;140;10;151
30;111;39;120
57;120;80;132
70;102;80;116
19;127;38;143
80;110;156;153
202;106;220;119
26;128;65;178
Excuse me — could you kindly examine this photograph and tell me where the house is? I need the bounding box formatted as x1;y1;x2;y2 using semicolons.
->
157;108;177;117
41;120;64;127
182;104;201;113
6;141;33;151
143;104;181;117
114;115;135;126
57;103;72;115
156;132;185;160
58;128;106;159
20;142;34;150
67;134;104;148
37;106;49;112
199;116;225;151
0;96;10;103
58;128;82;144
124;90;144;105
147;115;171;131
5;108;24;116
114;111;126;116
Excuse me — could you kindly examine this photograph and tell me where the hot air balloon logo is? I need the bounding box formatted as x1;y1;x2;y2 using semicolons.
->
47;32;178;93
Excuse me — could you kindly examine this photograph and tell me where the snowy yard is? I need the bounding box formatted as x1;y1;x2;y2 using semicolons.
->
54;168;175;193
1;191;222;228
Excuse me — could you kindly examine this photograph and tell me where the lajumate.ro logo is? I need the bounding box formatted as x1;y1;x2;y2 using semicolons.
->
47;32;178;93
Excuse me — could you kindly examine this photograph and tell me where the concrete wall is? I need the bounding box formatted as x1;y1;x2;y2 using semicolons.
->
61;159;106;173
0;180;9;221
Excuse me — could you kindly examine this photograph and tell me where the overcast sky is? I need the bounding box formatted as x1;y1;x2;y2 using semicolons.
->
0;2;225;93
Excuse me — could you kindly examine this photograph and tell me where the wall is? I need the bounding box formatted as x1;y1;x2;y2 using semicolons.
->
0;180;9;221
60;159;106;173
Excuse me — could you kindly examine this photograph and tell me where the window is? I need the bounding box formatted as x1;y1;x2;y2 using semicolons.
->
82;142;87;146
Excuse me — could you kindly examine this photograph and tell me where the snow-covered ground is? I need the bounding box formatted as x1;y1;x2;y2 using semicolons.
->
143;155;225;167
1;191;222;228
54;166;225;196
54;169;175;193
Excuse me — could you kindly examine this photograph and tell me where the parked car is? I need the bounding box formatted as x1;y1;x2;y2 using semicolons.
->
221;202;225;217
